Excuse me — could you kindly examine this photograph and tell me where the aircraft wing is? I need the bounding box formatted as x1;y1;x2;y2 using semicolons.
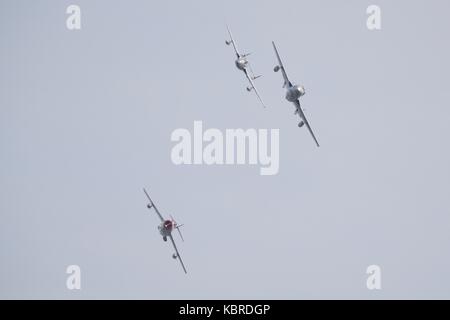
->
169;234;187;274
272;41;292;88
226;25;241;58
243;68;266;108
294;100;320;147
143;188;164;222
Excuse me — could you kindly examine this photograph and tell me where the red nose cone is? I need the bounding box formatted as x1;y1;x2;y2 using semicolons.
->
164;220;173;230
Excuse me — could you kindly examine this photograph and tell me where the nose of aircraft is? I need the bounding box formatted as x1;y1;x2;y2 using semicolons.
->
164;220;173;230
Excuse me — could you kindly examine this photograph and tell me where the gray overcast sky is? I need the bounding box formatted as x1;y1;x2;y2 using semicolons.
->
1;0;450;299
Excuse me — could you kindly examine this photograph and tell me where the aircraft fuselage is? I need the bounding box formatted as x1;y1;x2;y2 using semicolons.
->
158;219;173;237
235;57;248;71
285;84;305;102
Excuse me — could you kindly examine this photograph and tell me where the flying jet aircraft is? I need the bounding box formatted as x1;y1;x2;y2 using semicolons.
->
143;188;187;274
272;41;320;147
225;25;266;108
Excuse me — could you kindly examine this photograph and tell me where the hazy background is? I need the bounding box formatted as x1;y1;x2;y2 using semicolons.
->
1;0;450;299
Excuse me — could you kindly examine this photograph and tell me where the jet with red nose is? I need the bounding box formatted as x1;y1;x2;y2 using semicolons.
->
144;188;187;274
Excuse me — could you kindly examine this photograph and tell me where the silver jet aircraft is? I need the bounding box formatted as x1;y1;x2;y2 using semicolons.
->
226;25;266;108
272;41;320;147
143;188;187;274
